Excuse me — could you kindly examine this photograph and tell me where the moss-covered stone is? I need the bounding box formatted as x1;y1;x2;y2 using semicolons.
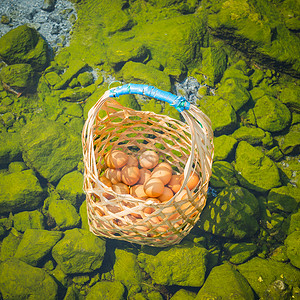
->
288;209;300;235
45;71;61;86
223;242;257;264
253;95;291;132
210;161;238;188
48;199;81;230
266;146;284;162
118;94;141;111
52;228;106;274
122;61;172;92
277;157;300;188
237;257;300;299
13;210;45;232
0;169;44;214
195;263;255;300
77;71;94;87
79;200;89;230
86;281;125;300
199;185;259;239
59;85;94;102
232;126;266;145
138;245;208;287
221;63;250;90
0;229;22;261
14;228;62;267
277;124;300;155
284;231;300;269
8;161;27;173
21;117;82;183
170;289;196;300
0;132;21;165
113;249;142;296
279;85;300;113
0;258;58;299
235;141;281;192
0;25;50;71
213;134;238;161
163;57;187;82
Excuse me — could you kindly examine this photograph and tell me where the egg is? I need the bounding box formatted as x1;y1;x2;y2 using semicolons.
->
99;176;113;187
105;150;128;169
151;163;173;185
126;155;139;167
175;190;188;202
112;182;130;194
158;187;174;202
121;166;140;186
139;150;159;169
130;185;148;199
144;178;165;197
143;206;155;214
168;174;182;193
181;172;200;190
137;168;151;185
105;168;122;184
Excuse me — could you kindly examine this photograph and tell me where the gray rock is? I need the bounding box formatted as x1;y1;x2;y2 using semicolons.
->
42;0;56;12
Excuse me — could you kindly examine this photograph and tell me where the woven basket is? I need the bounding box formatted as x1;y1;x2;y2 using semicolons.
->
82;84;214;247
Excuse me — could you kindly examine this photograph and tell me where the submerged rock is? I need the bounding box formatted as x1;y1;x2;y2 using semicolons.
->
86;281;125;300
277;124;300;155
284;231;300;269
0;132;21;166
232;126;267;145
13;210;45;232
213;135;237;161
210;160;238;188
171;289;196;300
0;258;58;299
195;263;255;300
0;229;22;261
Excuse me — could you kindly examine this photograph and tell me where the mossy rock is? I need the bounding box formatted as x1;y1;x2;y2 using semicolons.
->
280;85;300;112
223;242;257;265
284;231;300;269
195;263;255;300
8;161;27;173
163;57;187;82
266;146;284;162
221;63;250;90
235;141;281;192
59;85;94;102
0;63;36;91
79;200;89;230
210;160;238;188
198;185;259;239
77;71;94;87
14;229;63;267
122;61;172;92
0;132;21;166
0;229;22;262
0;169;44;214
13;210;45;232
213;135;238;161
86;281;125;300
118;94;141;111
231;126;266;145
253;95;291;132
288;209;300;235
170;289;196;300
0;25;50;71
277;124;300;155
0;258;58;300
44;72;61;86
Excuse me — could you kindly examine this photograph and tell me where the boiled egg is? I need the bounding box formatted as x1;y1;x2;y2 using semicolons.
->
139;150;159;169
105;150;129;169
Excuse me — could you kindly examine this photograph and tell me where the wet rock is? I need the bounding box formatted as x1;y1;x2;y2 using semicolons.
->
13;210;45;232
20;117;82;183
232;126;266;145
277;124;300;155
0;169;44;214
0;25;50;71
0;132;21;165
45;71;61;86
122;61;171;92
52;228;106;274
288;209;300;234
48;199;80;229
138;245;208;287
0;258;58;299
56;170;85;207
42;0;56;12
0;229;22;261
210;161;238;188
8;161;27;173
79;200;89;230
235;141;281;192
277;157;300;188
280;85;300;112
285;231;300;269
213;135;237;161
253;95;291;132
195;263;255;300
113;249;142;296
237;257;300;299
223;242;257;264
163;57;187;82
264;280;292;300
221;62;250;90
86;281;125;300
59;85;94;102
266;146;284;162
77;71;94;87
170;289;196;300
198;185;259;239
14;228;62;266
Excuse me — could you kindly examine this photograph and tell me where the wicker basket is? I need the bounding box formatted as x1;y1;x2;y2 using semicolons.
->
82;84;214;247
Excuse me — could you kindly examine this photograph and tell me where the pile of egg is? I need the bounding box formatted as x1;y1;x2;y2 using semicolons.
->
96;149;200;221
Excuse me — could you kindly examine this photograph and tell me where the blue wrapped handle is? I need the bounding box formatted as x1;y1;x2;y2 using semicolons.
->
108;83;190;112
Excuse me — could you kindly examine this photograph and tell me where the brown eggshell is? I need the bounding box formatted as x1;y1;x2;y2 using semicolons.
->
112;182;130;194
105;150;128;169
168;174;182;193
121;166;140;186
99;176;113;187
139;150;159;169
130;185;148;199
158;187;174;202
144;178;164;197
138;168;151;185
181;172;200;190
126;155;139;167
151;164;173;185
105;168;122;184
157;162;172;171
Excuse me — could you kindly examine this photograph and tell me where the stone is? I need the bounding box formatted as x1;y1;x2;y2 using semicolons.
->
288;209;300;234
267;185;299;213
0;258;58;299
170;289;196;300
48;199;81;230
21;117;82;183
77;71;94;87
8;161;27;173
0;217;12;239
198;185;259;239
122;61;171;92
86;281;125;300
237;257;300;298
14;229;62;267
200;46;227;86
210;161;238;188
13;210;45;232
0;132;21;165
52;228;106;274
250;69;265;87
0;25;50;71
138;245;208;287
277;157;300;188
0;229;22;261
118;94;141;111
56;171;85;207
1;112;15;127
266;146;284;162
0;169;44;214
218;78;251;111
270;245;289;263
285;231;300;269
113;249;143;296
223;242;258;264
213;135;238;161
195;263;255;300
232;126;266;145
0;63;36;92
280;86;300;112
59;85;94;102
45;71;61;86
163;57;187;82
253;95;291;132
42;0;56;12
79;200;89;230
221;64;250;90
277;124;300;155
235;141;281;192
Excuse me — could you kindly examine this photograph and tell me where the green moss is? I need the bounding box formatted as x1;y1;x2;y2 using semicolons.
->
0;132;21;165
210;160;238;188
45;72;61;86
213;134;238;161
171;289;196;300
77;71;94;87
223;242;257;264
231;126;266;145
0;229;22;261
86;281;125;300
13;210;45;232
277;124;300;155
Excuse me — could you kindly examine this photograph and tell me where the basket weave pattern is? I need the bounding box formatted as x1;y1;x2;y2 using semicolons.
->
82;94;214;247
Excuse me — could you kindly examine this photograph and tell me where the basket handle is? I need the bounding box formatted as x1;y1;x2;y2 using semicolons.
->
108;83;190;112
